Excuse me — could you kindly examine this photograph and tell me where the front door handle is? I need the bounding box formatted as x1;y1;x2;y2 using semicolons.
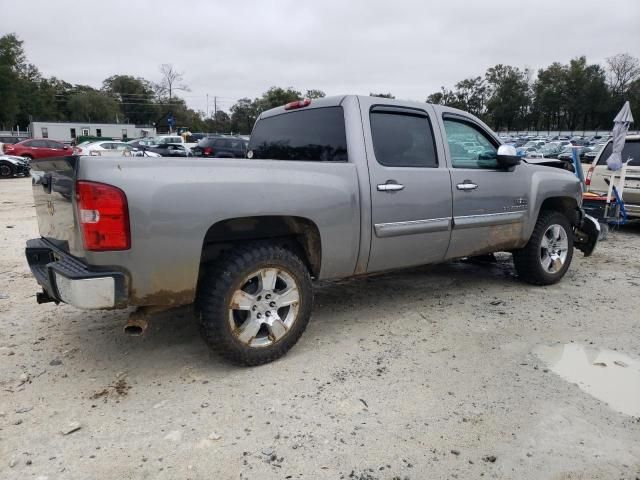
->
456;182;478;191
377;183;405;192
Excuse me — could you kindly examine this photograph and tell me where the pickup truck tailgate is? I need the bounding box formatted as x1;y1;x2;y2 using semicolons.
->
30;156;82;255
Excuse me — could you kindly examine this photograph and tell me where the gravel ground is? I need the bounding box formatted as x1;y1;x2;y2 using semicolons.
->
1;176;639;480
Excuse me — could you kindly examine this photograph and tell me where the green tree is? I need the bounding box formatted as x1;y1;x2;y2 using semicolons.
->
370;92;395;98
207;110;231;133
230;98;258;134
254;86;302;113
102;75;159;124
305;89;326;99
67;89;120;122
484;64;531;131
0;34;26;128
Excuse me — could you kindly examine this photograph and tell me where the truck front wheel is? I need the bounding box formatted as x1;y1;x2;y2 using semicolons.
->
513;211;574;285
198;243;313;366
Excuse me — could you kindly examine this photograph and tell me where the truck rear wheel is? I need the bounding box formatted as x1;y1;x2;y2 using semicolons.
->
198;242;313;366
513;211;574;285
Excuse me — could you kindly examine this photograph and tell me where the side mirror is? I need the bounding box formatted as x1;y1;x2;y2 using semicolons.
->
496;144;521;168
63;145;70;150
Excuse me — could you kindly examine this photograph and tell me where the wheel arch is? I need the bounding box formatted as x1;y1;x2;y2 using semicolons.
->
199;215;322;280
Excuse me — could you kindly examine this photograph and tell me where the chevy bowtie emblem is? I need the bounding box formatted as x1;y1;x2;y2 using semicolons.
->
46;200;55;216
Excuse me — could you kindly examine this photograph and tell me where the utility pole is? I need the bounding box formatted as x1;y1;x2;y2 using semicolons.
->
206;94;209;118
214;96;218;118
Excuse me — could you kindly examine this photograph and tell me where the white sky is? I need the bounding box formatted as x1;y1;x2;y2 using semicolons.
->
4;0;639;113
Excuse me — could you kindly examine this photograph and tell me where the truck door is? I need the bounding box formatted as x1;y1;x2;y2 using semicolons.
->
362;102;453;272
439;114;529;259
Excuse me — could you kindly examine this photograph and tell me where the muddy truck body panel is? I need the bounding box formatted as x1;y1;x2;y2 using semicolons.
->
25;95;598;313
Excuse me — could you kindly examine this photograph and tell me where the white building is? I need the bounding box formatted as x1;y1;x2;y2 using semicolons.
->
29;122;156;142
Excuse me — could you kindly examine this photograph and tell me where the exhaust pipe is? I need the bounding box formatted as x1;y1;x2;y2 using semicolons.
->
124;317;147;336
124;308;150;336
123;305;172;336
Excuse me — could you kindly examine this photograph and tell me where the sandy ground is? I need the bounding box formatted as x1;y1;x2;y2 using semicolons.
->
1;176;639;480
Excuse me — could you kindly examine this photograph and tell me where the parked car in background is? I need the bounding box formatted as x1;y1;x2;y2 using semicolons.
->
0;154;31;178
0;135;28;154
582;143;607;163
73;141;130;155
3;139;71;159
585;135;640;219
557;146;589;162
146;143;193;157
191;136;248;158
126;138;157;149
538;144;564;158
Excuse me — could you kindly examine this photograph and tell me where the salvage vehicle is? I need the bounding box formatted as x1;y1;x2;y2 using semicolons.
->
0;154;30;178
4;139;71;160
25;96;599;365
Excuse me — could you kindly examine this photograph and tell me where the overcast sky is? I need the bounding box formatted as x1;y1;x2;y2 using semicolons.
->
4;0;639;113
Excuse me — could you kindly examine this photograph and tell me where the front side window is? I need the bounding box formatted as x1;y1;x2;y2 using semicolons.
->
370;110;437;167
41;127;48;138
443;118;498;169
248;107;348;162
96;129;102;138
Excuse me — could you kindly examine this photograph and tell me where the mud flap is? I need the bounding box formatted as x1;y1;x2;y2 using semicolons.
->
574;214;599;257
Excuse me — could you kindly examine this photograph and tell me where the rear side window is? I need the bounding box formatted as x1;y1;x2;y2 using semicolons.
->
598;141;640;166
248;107;348;162
370;109;438;167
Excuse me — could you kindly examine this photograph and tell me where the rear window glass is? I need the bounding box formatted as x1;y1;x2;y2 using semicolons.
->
598;141;640;166
248;107;348;162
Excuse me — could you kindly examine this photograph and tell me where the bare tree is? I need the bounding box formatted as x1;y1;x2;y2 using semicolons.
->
157;64;189;101
606;53;640;97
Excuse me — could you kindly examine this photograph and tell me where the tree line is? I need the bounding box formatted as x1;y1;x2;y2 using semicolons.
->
1;33;638;135
426;54;639;132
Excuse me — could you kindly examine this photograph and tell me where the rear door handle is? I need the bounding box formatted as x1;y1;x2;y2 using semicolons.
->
456;182;478;191
377;183;405;192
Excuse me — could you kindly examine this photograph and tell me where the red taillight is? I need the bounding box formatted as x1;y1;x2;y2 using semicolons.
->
4;144;15;153
73;147;83;155
284;98;311;110
203;147;213;155
76;181;130;251
585;166;594;186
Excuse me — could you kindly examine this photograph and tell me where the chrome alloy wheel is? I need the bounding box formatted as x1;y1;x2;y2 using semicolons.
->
540;224;569;274
228;268;300;348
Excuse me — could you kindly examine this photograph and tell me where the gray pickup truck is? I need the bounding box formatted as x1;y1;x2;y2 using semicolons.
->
25;95;599;365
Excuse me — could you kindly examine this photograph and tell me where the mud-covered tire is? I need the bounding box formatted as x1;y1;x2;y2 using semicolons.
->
513;211;574;285
198;242;313;366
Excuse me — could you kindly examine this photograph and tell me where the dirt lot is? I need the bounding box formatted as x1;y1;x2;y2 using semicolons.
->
1;176;639;480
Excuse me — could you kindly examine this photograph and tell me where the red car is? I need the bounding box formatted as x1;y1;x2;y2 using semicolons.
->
3;139;71;159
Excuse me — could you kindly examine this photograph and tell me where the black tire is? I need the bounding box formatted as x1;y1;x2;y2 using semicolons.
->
198;242;313;366
513;211;574;285
0;162;16;178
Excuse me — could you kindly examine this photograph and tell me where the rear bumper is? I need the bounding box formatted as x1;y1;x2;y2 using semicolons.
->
25;238;128;309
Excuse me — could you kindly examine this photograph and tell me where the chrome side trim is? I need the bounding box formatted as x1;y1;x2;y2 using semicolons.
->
454;211;525;229
374;217;452;238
